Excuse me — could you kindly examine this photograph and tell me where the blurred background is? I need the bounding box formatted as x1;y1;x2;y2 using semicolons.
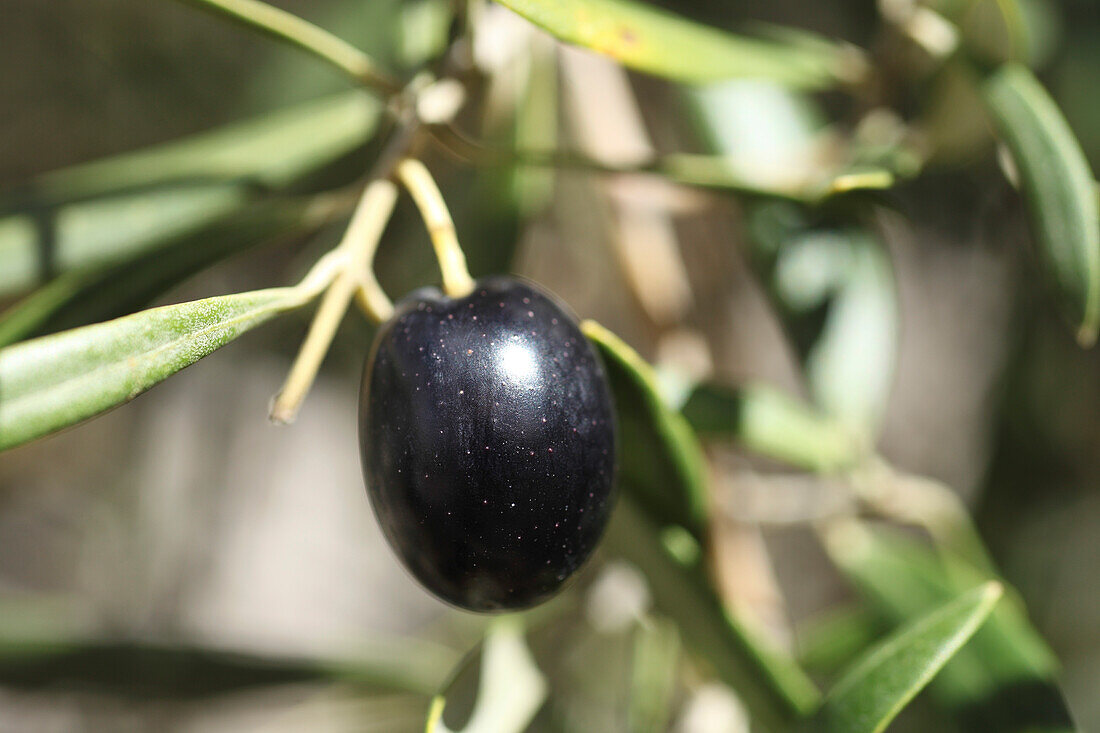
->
1;0;1098;730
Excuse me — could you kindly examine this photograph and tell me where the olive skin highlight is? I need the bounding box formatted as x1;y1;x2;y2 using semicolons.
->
359;277;616;611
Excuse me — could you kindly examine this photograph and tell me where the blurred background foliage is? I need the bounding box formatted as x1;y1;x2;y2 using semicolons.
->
1;0;1099;730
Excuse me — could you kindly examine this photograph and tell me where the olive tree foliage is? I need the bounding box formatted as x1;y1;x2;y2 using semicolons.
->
0;0;1094;731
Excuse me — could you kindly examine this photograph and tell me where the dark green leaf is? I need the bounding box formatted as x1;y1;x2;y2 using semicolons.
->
983;64;1100;346
582;320;709;540
583;321;818;727
797;604;884;675
815;582;1002;733
0;285;322;451
0;638;454;699
605;498;820;730
493;0;864;88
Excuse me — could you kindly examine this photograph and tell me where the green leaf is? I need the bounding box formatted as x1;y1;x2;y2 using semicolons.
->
749;212;899;438
983;64;1100;346
799;230;897;436
822;522;1077;731
605;498;821;730
0;637;456;699
815;582;1003;733
681;381;863;473
0;195;336;347
0;91;380;298
493;0;863;89
583;321;818;727
797;604;885;675
0;286;319;451
581;320;709;540
427;616;547;733
685;81;900;201
628;617;680;733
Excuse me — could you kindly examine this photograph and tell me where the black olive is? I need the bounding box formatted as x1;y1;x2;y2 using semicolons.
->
359;277;616;611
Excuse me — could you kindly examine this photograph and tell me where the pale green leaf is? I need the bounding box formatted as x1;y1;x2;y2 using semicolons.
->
983;64;1100;345
628;617;681;733
686;81;900;201
0;287;315;451
427;617;546;733
0;195;339;347
816;582;1003;733
681;381;864;473
799;230;897;436
0;91;380;298
494;0;864;88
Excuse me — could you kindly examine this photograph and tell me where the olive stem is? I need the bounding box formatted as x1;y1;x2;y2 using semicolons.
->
394;158;476;298
174;0;401;95
270;179;399;424
427;123;898;202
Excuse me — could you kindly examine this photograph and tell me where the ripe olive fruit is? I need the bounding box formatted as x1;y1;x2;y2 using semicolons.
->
359;277;616;611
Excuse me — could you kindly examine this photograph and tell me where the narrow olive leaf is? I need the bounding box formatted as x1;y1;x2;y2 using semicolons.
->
684;81;903;202
427;616;547;733
823;522;1077;732
0;637;458;699
681;381;863;473
628;617;681;733
0;285;323;451
797;604;885;675
173;0;398;93
0;194;344;347
605;497;821;730
800;230;898;437
983;64;1100;346
0;92;380;297
581;320;709;540
815;582;1003;733
493;0;864;89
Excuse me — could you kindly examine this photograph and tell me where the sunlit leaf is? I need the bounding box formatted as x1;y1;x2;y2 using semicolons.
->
0;91;381;298
427;616;547;733
686;81;900;201
749;211;898;438
815;582;1003;733
983;64;1100;346
581;320;709;539
0;285;322;451
799;230;897;435
494;0;864;88
681;381;863;473
822;522;1077;731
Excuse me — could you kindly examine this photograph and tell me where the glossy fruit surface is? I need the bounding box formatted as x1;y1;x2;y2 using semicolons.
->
359;277;615;611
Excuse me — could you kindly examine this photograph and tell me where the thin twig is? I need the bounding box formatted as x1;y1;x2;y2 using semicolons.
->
270;179;398;424
175;0;401;94
395;158;475;298
427;123;896;202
